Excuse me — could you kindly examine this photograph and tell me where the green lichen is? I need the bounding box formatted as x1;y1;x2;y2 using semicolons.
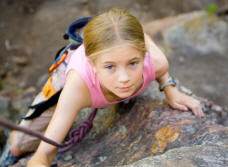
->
205;4;218;14
119;125;127;136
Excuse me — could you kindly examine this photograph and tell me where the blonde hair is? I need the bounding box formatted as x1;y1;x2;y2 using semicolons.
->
83;8;146;59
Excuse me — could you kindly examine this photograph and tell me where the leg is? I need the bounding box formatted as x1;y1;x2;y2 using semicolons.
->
9;66;66;157
9;92;56;157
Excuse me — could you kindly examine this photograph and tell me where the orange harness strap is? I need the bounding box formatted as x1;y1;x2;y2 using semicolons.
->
48;51;68;74
42;76;57;99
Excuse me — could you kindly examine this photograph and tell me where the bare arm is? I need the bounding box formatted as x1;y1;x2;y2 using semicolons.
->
144;34;169;84
27;70;92;166
144;33;204;118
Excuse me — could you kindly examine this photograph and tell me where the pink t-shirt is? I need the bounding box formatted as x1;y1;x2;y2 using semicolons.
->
65;45;155;108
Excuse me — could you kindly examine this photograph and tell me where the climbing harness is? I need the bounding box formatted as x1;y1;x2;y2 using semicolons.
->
0;16;97;152
23;16;92;121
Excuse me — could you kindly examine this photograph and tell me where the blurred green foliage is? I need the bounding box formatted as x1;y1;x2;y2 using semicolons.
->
205;4;218;14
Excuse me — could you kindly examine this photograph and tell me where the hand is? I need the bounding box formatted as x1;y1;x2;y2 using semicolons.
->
164;86;205;118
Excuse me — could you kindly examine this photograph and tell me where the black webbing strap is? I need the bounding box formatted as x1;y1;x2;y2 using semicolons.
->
22;89;62;120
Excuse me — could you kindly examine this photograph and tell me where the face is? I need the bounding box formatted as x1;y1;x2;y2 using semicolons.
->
90;44;144;100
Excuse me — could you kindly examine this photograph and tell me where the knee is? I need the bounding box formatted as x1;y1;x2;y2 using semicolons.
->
10;144;24;157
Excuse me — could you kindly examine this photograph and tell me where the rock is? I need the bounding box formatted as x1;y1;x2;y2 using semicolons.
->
0;68;7;78
88;0;134;14
0;96;10;150
88;0;228;21
71;104;120;140
0;22;5;29
21;87;37;97
0;80;3;91
8;85;228;167
61;96;228;167
12;56;28;66
0;96;16;121
144;11;228;56
63;154;73;161
11;87;36;116
0;96;10;113
122;137;228;167
55;96;227;167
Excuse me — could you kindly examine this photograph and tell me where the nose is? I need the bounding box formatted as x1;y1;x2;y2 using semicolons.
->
117;68;130;83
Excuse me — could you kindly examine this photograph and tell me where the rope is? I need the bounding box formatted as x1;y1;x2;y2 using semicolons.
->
59;108;97;152
0;108;98;152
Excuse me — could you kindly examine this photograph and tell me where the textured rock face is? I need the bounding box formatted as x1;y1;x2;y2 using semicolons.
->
144;11;228;56
122;137;228;167
9;82;228;166
65;97;228;167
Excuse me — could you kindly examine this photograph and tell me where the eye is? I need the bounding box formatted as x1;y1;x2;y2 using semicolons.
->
105;65;113;70
129;62;137;66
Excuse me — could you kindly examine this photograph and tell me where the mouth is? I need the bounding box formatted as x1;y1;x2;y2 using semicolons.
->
118;85;132;92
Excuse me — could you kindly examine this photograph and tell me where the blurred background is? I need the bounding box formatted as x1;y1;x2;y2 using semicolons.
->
0;0;228;150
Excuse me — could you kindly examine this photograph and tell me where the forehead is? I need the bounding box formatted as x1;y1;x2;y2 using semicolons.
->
95;45;143;64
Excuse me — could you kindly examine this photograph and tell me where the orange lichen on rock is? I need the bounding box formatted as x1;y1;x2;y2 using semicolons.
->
127;135;142;151
173;120;195;127
151;125;181;154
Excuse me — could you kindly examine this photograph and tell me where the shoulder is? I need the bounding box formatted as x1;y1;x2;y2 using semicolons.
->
63;69;92;109
144;33;168;79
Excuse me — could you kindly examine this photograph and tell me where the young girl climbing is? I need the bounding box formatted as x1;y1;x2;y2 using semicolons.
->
6;8;204;166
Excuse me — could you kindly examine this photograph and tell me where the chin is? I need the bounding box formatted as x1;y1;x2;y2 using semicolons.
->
116;91;134;99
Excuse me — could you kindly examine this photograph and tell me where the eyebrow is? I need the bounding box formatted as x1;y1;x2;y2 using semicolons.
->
103;56;142;64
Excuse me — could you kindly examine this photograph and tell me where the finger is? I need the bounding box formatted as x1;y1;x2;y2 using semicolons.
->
185;101;204;118
185;101;199;117
172;102;189;112
197;103;205;117
195;102;204;118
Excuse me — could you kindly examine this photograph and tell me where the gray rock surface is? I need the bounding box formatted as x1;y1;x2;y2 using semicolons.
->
8;82;228;166
144;11;228;56
122;136;228;167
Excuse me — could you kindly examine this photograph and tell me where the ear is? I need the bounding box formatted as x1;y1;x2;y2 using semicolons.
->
88;58;97;73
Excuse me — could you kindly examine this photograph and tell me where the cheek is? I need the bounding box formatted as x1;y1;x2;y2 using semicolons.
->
130;65;144;79
96;70;116;85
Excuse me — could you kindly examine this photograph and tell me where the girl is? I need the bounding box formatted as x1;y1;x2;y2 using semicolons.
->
9;8;203;166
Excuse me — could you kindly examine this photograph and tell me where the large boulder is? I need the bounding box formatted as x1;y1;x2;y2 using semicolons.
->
144;11;228;56
8;82;228;167
122;134;228;167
